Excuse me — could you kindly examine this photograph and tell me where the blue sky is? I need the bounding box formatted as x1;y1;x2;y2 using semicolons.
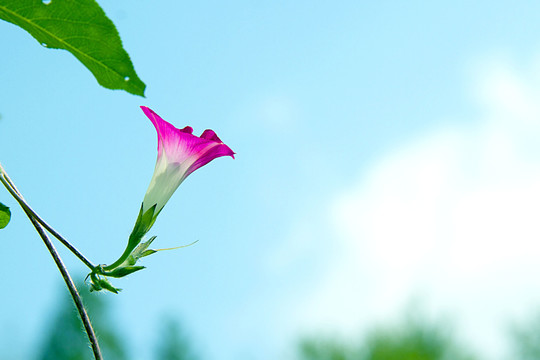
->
3;1;540;359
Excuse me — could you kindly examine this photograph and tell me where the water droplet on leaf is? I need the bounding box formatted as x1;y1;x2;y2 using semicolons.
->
124;76;130;81
42;0;51;4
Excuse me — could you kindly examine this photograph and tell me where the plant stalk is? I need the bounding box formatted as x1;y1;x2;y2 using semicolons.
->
0;163;103;360
26;211;103;360
0;164;95;270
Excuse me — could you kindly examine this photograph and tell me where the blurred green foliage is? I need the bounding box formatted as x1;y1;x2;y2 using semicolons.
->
299;338;357;360
37;282;127;360
32;286;540;360
362;319;476;360
36;281;199;359
509;311;540;360
155;317;199;360
298;314;477;360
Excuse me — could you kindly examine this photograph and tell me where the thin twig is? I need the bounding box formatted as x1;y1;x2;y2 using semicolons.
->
0;164;95;270
0;163;102;359
25;212;103;360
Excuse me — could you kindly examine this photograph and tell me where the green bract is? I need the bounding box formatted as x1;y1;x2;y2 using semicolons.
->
0;0;146;96
0;202;10;229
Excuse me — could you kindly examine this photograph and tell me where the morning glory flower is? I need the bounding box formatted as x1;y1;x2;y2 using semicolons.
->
96;106;234;279
140;106;235;215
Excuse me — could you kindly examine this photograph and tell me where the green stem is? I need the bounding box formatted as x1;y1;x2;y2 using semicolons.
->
26;210;103;360
0;163;102;360
0;163;95;270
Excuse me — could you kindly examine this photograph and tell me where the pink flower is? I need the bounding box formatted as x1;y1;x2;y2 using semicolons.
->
95;107;234;276
141;106;235;214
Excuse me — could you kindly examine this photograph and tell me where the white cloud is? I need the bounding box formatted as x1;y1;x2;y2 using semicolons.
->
281;57;540;358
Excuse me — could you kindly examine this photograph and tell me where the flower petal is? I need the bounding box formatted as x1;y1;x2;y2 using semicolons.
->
180;126;193;134
200;129;221;142
185;141;236;177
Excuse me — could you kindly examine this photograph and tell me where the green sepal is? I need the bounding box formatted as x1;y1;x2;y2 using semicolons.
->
89;281;102;292
0;202;10;229
123;235;157;266
103;204;157;271
88;273;121;294
133;205;158;238
125;204;157;255
97;279;121;294
104;265;145;278
141;249;157;257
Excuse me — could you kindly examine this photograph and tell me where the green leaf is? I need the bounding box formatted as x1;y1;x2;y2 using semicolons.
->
0;202;10;229
0;0;146;96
